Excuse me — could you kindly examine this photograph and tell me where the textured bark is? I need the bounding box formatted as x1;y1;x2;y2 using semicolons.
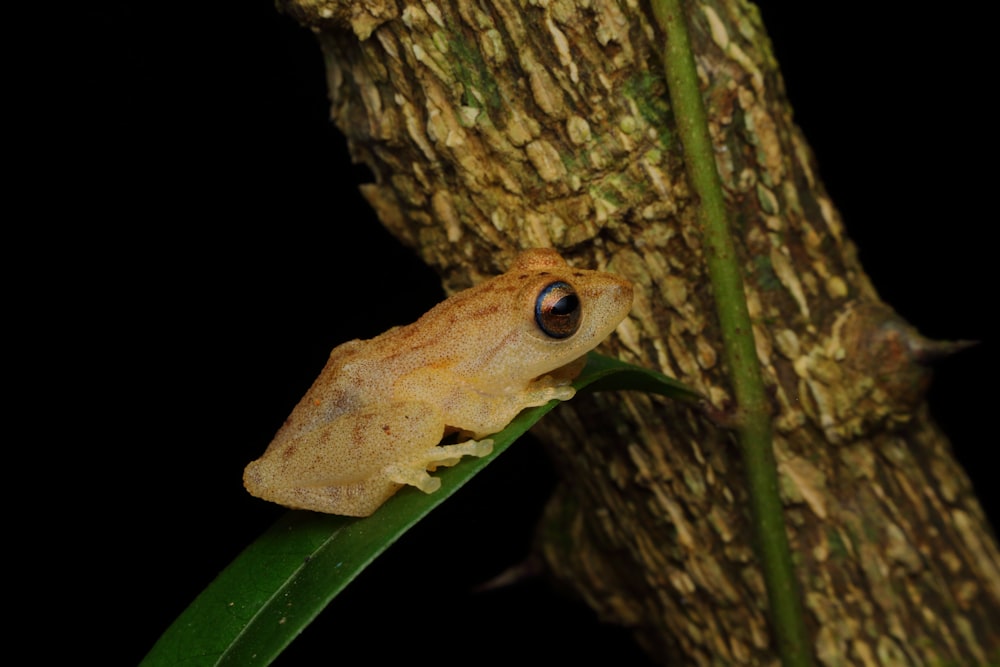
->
277;0;1000;664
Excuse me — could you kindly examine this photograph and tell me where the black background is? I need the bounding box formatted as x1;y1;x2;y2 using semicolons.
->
59;3;995;664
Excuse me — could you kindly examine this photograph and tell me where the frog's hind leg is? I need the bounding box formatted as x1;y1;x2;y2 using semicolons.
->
384;438;494;493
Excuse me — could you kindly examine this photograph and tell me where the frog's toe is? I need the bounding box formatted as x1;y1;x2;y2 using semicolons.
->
385;464;441;493
441;437;494;460
472;438;494;456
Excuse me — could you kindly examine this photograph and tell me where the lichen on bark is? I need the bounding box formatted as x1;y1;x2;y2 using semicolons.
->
277;0;1000;663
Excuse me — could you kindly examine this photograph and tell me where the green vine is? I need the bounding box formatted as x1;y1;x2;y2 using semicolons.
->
648;1;814;665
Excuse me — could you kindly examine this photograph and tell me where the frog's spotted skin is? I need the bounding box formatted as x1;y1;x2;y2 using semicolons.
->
243;248;634;516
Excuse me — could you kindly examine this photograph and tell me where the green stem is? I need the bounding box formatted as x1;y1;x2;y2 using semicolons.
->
649;2;813;666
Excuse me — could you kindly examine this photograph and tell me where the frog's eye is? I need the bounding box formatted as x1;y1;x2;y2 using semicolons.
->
535;281;581;339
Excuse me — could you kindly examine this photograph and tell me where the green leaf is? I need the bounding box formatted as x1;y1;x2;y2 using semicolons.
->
575;350;702;402
141;352;700;667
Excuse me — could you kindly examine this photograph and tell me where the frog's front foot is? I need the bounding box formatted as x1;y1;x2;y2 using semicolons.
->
384;438;494;494
385;464;442;493
436;437;494;464
527;375;576;404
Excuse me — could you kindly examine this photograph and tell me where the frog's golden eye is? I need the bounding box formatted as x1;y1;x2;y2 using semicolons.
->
535;281;581;339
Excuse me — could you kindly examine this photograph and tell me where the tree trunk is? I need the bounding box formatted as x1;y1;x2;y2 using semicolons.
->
276;0;999;663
